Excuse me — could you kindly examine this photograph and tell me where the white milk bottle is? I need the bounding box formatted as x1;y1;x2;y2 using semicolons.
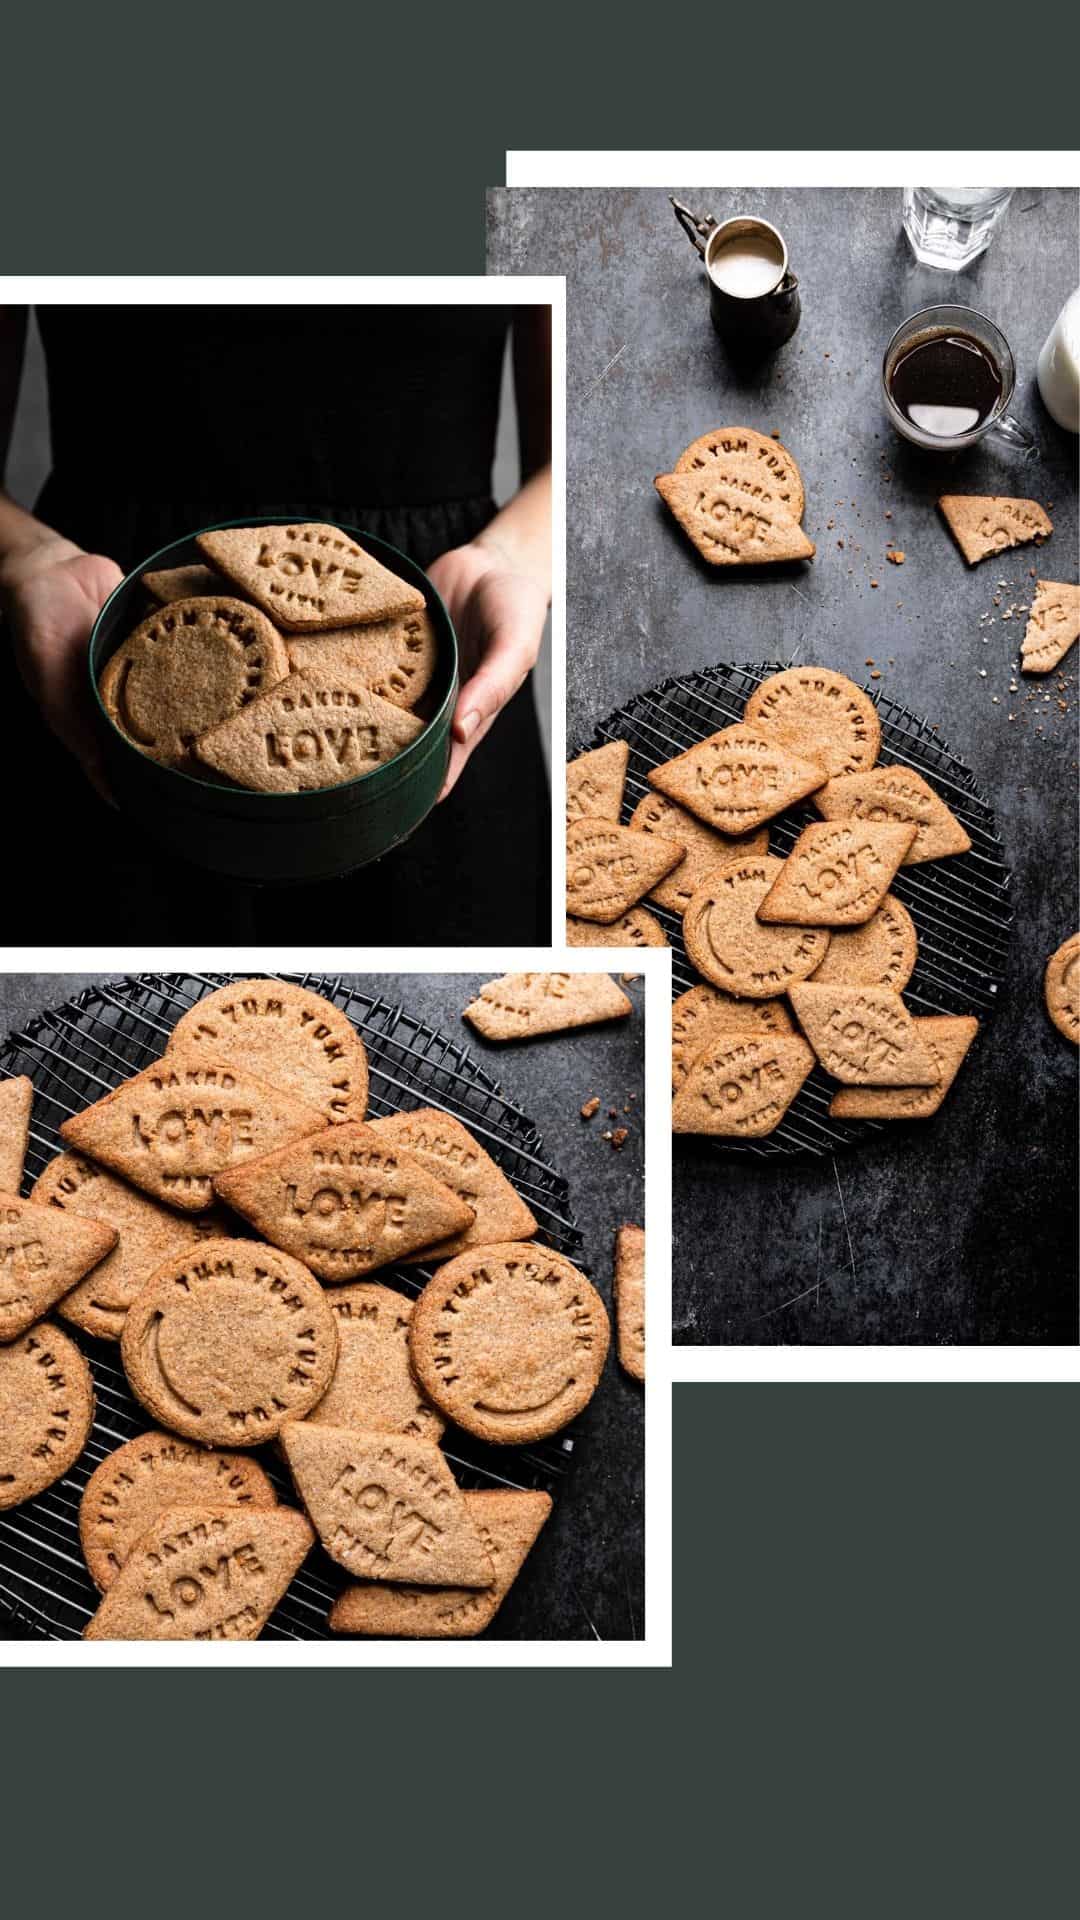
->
1037;289;1080;432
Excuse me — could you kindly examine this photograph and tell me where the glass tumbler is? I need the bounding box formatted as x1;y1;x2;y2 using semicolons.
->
901;188;1014;271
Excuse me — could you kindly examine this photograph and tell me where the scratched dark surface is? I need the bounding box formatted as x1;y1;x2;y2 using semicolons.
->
489;186;1079;1345
0;973;644;1642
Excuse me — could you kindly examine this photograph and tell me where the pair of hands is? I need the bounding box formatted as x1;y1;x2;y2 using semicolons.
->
0;534;548;803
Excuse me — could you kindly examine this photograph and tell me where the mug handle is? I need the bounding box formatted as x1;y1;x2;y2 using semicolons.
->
987;410;1039;460
670;197;715;259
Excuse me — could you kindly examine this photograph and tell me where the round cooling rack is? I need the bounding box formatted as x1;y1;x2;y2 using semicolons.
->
0;972;585;1642
583;661;1012;1160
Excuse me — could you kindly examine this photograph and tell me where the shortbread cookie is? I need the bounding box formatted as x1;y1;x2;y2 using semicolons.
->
613;1224;645;1382
1044;933;1080;1044
1021;581;1080;674
0;1322;94;1510
285;608;437;709
807;895;917;992
329;1489;551;1638
655;473;815;564
167;977;369;1125
141;563;226;604
99;596;290;770
84;1505;313;1640
744;667;881;778
212;1121;473;1282
121;1237;338;1445
629;791;769;913
671;984;793;1090
683;856;830;998
463;972;632;1041
410;1242;610;1445
938;494;1052;565
0;1075;32;1192
303;1284;444;1442
815;766;972;865
30;1152;226;1342
566;818;684;923
758;820;917;926
566;909;668;947
366;1108;537;1261
566;740;630;825
197;523;425;630
195;662;424;793
80;1432;278;1591
674;426;805;521
0;1193;117;1344
672;1033;816;1137
60;1055;324;1212
648;726;824;836
281;1423;494;1587
788;984;940;1085
830;1016;979;1119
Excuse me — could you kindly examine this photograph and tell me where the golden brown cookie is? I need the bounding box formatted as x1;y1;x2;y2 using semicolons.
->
60;1054;325;1213
30;1151;227;1342
194;662;424;793
410;1241;610;1445
743;667;880;778
84;1505;313;1640
648;725;824;836
141;563;226;604
566;818;684;923
613;1224;645;1382
120;1237;338;1445
98;596;290;770
302;1283;444;1442
1044;933;1080;1044
807;895;917;992
329;1489;551;1638
566;740;630;824
197;523;425;629
672;1033;816;1137
0;1322;94;1510
566;910;668;948
758;820;917;926
285;608;437;709
938;494;1052;565
281;1423;494;1586
671;984;794;1090
366;1108;537;1261
79;1432;278;1591
629;790;769;913
463;972;633;1041
0;1192;117;1344
830;1016;979;1118
683;856;830;998
167;977;369;1125
788;984;940;1085
655;473;815;564
673;426;805;521
814;766;972;864
0;1075;32;1193
1021;581;1080;674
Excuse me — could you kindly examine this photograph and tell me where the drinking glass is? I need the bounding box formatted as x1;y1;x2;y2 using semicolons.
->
901;188;1014;271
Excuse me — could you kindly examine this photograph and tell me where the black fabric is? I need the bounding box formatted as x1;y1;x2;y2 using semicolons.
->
5;307;549;942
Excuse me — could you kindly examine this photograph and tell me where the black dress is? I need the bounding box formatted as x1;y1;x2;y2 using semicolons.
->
7;305;550;941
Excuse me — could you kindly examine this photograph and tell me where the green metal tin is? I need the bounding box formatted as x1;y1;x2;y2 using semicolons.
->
88;516;458;885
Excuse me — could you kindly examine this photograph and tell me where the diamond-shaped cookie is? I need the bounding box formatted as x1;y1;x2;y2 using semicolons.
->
815;766;972;865
788;984;940;1085
655;473;814;565
672;1033;815;1136
648;725;824;836
566;818;684;923
758;820;917;926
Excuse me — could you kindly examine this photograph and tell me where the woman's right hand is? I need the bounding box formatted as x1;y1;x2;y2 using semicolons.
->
0;535;123;800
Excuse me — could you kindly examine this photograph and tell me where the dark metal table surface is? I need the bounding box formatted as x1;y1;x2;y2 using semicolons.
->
489;185;1079;1345
0;973;644;1641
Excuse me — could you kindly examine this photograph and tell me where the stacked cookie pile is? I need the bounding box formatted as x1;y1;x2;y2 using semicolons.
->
654;426;815;568
0;979;613;1641
99;523;437;792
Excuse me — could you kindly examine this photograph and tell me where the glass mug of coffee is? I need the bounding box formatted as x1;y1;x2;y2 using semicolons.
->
671;200;800;350
882;305;1036;458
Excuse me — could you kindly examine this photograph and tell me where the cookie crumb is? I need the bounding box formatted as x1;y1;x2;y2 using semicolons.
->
611;1128;629;1150
580;1096;600;1120
887;550;905;565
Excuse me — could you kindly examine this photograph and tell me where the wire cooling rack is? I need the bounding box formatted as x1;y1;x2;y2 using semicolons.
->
583;661;1012;1159
0;972;585;1642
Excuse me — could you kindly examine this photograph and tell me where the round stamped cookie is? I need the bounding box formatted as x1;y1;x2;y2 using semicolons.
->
744;667;881;778
99;596;290;770
80;1431;278;1591
121;1237;338;1446
683;855;830;999
628;790;769;914
167;977;368;1124
410;1242;610;1445
671;983;793;1089
0;1322;94;1511
674;425;805;521
306;1283;445;1442
809;894;917;992
1044;933;1080;1044
285;609;437;712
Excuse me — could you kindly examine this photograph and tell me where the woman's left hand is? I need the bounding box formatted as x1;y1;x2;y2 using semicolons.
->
426;538;548;800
